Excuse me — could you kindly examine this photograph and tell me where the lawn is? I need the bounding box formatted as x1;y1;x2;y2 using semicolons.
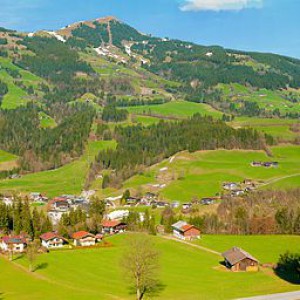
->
0;234;298;300
0;140;116;197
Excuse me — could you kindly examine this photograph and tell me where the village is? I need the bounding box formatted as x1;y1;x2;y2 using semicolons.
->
0;172;265;274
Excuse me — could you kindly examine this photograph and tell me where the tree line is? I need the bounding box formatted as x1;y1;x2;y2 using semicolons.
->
188;189;300;235
0;198;52;238
88;114;267;188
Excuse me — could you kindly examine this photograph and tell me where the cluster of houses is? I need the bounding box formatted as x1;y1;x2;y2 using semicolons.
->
0;219;127;253
251;161;279;168
47;195;90;225
222;179;257;197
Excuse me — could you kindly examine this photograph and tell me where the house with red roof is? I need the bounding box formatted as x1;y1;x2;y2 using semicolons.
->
72;231;96;247
172;221;200;241
102;220;127;234
40;232;68;249
0;236;27;253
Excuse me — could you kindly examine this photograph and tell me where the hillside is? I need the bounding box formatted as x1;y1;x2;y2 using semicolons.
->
0;16;299;188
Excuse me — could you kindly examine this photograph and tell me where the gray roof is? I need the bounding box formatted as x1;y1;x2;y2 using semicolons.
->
172;220;187;231
222;247;258;265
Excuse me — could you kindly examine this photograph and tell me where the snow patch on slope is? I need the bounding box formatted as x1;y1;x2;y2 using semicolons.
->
47;31;66;43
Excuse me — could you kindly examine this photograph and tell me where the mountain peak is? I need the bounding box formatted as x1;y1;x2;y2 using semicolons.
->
95;16;120;23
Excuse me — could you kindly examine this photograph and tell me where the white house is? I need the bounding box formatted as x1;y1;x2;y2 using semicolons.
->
0;236;27;253
72;231;96;247
40;232;67;249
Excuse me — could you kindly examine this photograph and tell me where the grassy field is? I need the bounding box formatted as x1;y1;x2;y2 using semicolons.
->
98;145;300;202
0;234;299;300
197;235;300;263
0;150;17;164
0;141;116;197
0;57;45;109
0;149;18;171
39;112;57;128
232;117;299;142
125;100;298;142
126;100;223;119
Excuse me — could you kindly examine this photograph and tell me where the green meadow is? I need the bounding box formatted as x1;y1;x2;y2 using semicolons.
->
197;235;300;263
0;234;299;300
0;141;116;197
0;149;17;164
126;100;223;118
0;57;45;109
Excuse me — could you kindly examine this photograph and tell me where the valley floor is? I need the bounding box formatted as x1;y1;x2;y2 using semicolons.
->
0;234;300;300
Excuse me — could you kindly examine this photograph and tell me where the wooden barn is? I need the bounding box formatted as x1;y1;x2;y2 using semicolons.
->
222;247;259;272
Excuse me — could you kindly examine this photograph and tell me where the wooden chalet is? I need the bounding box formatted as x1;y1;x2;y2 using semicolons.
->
72;231;96;247
222;247;259;272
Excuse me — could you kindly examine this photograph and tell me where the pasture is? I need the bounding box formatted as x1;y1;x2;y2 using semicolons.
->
107;145;300;202
0;234;299;300
126;100;223;118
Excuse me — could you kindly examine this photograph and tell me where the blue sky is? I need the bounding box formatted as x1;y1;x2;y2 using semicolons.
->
0;0;299;58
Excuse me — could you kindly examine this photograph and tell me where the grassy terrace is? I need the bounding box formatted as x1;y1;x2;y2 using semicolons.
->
1;234;299;300
0;149;18;171
0;57;45;109
126;100;223;119
0;141;116;197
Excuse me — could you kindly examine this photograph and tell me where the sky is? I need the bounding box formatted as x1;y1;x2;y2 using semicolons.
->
0;0;299;58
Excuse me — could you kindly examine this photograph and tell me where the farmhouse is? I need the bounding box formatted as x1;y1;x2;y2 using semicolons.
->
222;247;259;272
223;182;239;191
0;236;27;253
172;221;201;241
72;231;96;247
102;220;127;234
40;232;68;249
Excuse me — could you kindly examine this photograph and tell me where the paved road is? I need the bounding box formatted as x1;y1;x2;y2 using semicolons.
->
236;291;300;300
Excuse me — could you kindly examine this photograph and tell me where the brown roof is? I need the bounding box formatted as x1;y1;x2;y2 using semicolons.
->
181;224;195;232
40;232;66;242
222;247;258;265
102;220;122;228
72;231;95;240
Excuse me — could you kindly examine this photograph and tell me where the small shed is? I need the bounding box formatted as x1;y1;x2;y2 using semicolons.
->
222;247;259;272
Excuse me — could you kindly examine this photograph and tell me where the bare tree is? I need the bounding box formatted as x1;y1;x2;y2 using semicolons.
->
121;233;160;300
26;241;39;272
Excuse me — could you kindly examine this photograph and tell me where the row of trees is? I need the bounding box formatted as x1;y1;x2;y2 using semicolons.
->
0;199;52;238
102;104;129;122
188;189;300;235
